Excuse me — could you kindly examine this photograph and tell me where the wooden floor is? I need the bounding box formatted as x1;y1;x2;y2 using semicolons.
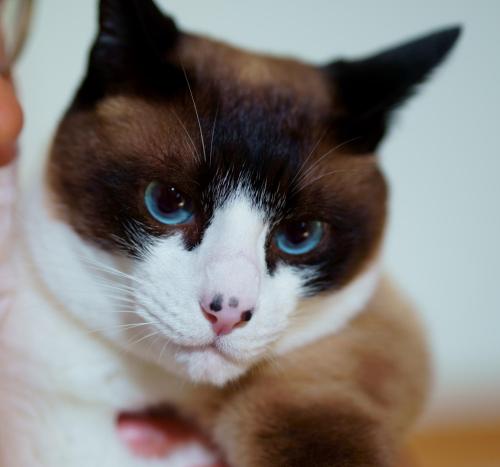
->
406;422;500;467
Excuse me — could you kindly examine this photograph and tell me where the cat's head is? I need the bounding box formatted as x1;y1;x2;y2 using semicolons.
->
43;0;460;385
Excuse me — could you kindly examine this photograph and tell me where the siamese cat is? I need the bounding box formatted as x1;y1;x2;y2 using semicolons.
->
0;0;460;465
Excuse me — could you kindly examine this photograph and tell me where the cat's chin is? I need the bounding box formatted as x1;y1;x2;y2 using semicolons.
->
174;345;249;386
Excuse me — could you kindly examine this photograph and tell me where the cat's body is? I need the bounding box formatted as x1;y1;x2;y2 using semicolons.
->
0;1;459;465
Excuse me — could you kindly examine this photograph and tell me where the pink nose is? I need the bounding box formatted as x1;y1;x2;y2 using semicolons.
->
201;294;254;336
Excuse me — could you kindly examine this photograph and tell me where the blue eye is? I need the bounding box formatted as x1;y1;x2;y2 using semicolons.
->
274;221;324;255
144;182;194;225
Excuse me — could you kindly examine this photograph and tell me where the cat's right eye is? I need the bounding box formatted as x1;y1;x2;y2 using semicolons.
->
274;220;325;256
144;182;194;225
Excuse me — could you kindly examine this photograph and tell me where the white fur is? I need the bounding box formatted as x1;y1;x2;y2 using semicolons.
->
275;261;381;354
0;173;381;466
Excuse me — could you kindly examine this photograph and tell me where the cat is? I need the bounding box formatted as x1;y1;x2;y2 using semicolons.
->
0;0;460;465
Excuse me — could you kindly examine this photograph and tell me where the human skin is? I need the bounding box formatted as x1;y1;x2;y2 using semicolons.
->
0;65;23;165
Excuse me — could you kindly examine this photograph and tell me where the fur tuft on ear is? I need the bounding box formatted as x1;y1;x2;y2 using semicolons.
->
75;0;179;105
325;26;462;153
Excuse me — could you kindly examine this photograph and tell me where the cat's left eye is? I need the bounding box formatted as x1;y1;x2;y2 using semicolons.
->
144;182;194;225
274;220;325;256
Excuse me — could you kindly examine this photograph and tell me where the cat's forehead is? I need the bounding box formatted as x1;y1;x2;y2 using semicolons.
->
174;34;331;105
96;33;333;135
92;34;340;197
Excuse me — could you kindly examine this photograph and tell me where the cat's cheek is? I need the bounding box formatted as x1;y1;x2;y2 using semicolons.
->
131;235;214;347
174;347;249;386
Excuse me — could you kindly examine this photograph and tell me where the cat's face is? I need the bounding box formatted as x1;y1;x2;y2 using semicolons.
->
41;0;459;385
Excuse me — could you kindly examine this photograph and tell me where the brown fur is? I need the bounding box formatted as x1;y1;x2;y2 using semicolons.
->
172;278;430;467
174;34;332;103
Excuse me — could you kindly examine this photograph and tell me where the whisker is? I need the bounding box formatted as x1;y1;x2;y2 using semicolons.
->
94;309;137;314
299;166;376;191
128;329;161;348
296;137;361;187
97;283;136;294
170;108;201;162
148;334;162;354
141;307;173;334
158;340;169;365
94;289;135;299
93;282;136;294
209;104;219;167
110;222;153;256
88;321;158;334
98;297;136;307
182;65;207;163
290;129;328;187
100;299;137;309
79;256;146;287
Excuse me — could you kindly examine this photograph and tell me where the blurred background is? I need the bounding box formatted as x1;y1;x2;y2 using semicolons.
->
15;1;500;465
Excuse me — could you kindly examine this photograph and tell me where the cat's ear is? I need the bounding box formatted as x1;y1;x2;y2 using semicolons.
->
76;0;179;103
324;26;461;153
95;0;177;64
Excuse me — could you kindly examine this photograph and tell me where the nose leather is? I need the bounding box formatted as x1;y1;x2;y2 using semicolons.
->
200;255;259;336
202;306;251;336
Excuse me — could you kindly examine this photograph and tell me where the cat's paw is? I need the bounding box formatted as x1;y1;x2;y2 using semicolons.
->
249;404;392;467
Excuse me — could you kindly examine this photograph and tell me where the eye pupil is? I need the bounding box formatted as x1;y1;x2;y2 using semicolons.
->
275;221;324;256
284;222;312;244
145;182;193;225
157;186;186;213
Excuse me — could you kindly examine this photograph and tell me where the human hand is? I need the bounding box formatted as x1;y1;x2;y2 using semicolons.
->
118;411;228;467
0;73;22;165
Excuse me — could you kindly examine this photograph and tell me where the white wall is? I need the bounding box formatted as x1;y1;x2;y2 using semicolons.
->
16;0;500;425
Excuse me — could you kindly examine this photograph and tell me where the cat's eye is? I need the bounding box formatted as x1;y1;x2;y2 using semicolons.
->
274;221;325;256
144;182;194;225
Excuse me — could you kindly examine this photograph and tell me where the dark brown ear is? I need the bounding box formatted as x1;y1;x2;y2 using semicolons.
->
75;0;180;105
324;26;462;153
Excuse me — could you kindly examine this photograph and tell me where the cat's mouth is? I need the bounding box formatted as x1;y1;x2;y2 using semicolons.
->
177;341;241;364
173;341;251;385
